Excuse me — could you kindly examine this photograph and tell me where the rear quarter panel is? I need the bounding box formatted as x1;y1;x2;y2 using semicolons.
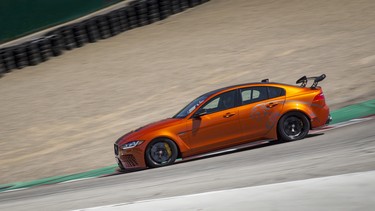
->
281;86;328;128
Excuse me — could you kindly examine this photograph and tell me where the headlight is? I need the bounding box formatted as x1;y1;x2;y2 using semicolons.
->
121;140;144;149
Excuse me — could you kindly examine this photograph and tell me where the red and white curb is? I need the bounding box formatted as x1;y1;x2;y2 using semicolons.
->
310;115;375;134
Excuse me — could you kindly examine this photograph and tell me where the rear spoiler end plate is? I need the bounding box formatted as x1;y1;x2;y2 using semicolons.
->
296;74;326;88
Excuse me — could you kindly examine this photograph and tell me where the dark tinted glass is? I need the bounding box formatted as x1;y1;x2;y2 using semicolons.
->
198;90;236;114
268;87;285;99
173;95;208;118
241;87;268;105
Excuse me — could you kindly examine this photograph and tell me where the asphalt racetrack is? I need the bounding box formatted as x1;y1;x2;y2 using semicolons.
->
1;118;374;210
1;0;375;185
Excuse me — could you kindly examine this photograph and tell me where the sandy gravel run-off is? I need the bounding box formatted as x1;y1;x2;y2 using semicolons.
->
0;0;375;184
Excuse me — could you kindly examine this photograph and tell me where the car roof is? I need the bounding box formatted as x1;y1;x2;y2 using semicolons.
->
202;82;295;97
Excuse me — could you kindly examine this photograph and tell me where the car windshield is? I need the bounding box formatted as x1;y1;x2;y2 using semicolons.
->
173;95;208;118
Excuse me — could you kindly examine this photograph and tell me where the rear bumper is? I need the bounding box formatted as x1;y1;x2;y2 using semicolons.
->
310;102;330;129
326;114;332;125
311;113;332;130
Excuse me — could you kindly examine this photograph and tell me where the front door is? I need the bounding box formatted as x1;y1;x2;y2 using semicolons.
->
186;90;242;154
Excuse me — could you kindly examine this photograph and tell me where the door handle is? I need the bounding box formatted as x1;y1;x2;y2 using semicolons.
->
223;113;236;118
266;102;278;108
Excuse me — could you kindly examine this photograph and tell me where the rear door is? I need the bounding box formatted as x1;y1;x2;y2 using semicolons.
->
238;86;286;140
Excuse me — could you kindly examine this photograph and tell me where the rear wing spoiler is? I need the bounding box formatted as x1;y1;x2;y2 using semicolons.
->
296;74;326;88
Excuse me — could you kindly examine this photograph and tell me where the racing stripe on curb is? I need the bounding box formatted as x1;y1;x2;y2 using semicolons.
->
310;115;375;134
1;99;375;193
0;165;118;193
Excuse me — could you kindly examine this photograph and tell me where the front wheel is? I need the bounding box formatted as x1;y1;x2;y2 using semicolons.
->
278;112;310;141
145;138;178;168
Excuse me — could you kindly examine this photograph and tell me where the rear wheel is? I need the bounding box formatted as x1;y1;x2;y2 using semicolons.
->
278;112;310;141
145;138;178;168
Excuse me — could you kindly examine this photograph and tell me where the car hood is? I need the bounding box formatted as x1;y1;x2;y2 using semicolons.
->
115;118;183;145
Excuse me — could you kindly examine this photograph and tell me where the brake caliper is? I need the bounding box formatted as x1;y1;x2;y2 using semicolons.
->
164;142;172;158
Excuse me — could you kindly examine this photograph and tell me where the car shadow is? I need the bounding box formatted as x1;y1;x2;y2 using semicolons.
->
109;133;325;176
176;133;326;164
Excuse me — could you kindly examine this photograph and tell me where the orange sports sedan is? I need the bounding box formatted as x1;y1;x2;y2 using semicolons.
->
114;74;331;171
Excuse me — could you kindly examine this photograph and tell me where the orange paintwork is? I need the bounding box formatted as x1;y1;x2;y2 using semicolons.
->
115;82;330;169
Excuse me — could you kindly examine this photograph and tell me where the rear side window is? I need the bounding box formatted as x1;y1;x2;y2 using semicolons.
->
268;87;285;99
240;87;268;105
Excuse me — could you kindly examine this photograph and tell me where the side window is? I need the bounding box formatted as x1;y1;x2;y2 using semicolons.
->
241;90;252;101
240;87;268;105
198;90;236;114
203;98;220;109
268;87;285;99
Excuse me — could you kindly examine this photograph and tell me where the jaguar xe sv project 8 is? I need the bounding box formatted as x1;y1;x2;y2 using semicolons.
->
114;74;331;171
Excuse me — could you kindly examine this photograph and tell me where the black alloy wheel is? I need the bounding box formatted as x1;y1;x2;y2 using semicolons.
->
278;112;310;141
145;138;178;168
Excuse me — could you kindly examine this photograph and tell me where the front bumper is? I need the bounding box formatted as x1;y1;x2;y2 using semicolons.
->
114;144;147;169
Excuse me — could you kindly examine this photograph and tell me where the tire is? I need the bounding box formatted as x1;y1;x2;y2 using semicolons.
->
0;56;6;77
14;45;29;69
117;8;130;31
189;0;200;7
49;35;64;56
171;0;182;14
38;38;53;61
96;16;112;39
125;6;138;29
108;11;121;36
84;19;101;43
1;48;16;72
145;138;178;168
26;41;42;66
180;0;189;11
72;23;89;47
277;111;310;141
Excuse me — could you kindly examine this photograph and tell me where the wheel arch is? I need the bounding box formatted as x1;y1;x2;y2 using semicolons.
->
279;109;312;129
147;136;182;159
276;109;312;140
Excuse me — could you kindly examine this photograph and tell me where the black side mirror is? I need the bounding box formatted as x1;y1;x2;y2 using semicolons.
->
193;110;207;118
